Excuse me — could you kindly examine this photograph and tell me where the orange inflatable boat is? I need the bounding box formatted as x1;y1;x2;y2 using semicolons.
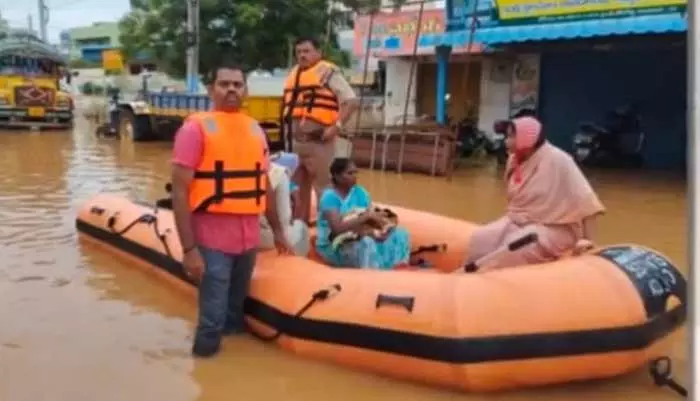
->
75;193;687;393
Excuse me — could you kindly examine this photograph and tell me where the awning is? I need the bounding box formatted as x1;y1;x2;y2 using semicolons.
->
450;13;687;46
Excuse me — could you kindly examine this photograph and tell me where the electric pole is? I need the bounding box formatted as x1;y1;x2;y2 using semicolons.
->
37;0;48;42
27;13;33;33
186;0;200;94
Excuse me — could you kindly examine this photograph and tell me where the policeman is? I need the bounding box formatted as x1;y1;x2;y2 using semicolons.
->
282;37;359;223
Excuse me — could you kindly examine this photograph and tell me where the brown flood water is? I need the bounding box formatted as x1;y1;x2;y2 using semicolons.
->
0;120;688;401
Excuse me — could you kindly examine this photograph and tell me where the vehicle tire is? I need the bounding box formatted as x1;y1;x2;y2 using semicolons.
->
117;107;152;142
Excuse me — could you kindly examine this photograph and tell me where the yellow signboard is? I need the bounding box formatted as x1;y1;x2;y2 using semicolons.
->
495;0;686;20
102;50;124;72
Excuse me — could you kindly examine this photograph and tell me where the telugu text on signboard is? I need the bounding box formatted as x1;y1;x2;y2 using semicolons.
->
494;0;686;20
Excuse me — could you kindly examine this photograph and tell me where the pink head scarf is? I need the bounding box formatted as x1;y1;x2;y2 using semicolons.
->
511;116;543;184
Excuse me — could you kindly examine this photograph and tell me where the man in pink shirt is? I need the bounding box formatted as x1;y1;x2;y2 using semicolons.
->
171;63;292;358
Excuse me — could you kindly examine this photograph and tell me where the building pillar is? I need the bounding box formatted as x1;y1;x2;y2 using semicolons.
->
436;45;452;125
445;0;455;21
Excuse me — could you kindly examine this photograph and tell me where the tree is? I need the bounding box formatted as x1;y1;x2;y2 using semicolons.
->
119;0;353;78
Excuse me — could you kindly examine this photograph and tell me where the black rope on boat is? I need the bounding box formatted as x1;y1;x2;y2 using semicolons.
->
106;212;157;235
649;356;687;397
152;205;174;259
105;207;173;259
90;206;105;216
410;243;447;257
249;284;342;342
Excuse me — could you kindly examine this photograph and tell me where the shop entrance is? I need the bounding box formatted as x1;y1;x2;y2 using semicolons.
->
417;61;482;123
539;41;686;170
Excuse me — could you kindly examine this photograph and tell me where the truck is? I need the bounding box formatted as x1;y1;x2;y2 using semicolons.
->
0;29;75;129
113;78;285;152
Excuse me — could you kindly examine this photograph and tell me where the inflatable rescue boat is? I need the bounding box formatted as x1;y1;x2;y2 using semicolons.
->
75;193;687;393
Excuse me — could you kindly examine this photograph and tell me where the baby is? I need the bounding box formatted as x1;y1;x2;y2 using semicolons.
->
329;207;399;250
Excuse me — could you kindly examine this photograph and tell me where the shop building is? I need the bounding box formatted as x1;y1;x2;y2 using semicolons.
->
353;6;488;127
445;0;687;170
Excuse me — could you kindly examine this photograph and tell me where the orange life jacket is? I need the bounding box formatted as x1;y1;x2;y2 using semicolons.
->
188;111;267;214
283;60;340;126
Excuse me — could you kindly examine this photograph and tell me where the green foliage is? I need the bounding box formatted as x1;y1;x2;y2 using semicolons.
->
341;0;382;13
0;13;8;32
118;0;357;79
80;81;106;96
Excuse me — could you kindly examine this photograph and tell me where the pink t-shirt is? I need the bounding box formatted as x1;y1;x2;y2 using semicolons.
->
172;118;270;254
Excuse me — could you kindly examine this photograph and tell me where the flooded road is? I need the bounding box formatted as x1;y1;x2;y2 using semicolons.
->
0;120;688;401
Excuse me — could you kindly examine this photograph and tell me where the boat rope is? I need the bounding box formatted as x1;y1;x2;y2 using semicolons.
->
152;205;174;259
106;212;155;235
410;243;447;257
649;356;687;397
249;283;342;342
103;209;173;259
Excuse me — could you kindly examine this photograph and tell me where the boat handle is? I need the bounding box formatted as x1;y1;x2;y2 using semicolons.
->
90;206;105;215
375;294;415;313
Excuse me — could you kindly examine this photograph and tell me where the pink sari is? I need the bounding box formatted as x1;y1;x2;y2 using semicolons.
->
467;142;605;270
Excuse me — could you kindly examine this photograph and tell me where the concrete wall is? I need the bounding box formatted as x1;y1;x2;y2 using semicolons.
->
66;22;120;61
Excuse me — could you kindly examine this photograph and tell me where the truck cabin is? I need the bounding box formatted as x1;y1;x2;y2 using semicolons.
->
0;55;66;86
0;55;74;109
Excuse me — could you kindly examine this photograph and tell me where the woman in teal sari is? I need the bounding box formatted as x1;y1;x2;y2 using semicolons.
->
316;158;411;269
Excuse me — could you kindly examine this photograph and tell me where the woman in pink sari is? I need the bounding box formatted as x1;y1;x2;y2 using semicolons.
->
466;116;605;270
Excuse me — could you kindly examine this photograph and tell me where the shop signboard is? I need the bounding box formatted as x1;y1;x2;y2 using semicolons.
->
493;0;686;23
353;8;489;57
353;10;447;57
102;49;124;72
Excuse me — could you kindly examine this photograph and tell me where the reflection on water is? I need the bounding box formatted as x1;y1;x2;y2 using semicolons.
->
0;120;688;401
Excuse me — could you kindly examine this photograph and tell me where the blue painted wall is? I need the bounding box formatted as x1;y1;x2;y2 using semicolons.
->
80;45;118;63
539;45;686;170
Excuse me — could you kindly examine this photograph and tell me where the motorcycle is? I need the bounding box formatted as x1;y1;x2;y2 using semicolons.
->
572;104;645;168
453;117;507;162
437;93;499;161
454;117;483;158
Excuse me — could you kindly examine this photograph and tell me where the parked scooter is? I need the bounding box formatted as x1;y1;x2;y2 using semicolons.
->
455;117;483;157
572;104;645;168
